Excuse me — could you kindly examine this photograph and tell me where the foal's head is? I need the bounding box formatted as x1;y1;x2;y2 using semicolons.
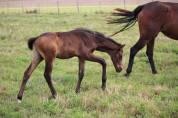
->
109;44;125;72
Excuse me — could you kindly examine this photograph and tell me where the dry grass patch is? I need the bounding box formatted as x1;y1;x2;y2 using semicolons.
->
0;86;6;94
153;85;169;95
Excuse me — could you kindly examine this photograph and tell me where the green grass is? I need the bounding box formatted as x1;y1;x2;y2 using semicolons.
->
0;7;178;118
0;6;120;14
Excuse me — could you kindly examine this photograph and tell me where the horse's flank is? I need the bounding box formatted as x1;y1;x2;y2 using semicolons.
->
108;1;178;75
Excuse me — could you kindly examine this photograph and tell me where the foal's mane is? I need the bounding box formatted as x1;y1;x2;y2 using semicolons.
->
74;28;121;46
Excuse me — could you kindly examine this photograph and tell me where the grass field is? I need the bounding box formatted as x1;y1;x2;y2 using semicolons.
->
0;7;178;118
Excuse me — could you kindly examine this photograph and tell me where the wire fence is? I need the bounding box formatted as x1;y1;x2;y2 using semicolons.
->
0;0;176;14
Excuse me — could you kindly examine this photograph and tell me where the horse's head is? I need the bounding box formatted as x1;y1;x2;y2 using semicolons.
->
109;44;125;73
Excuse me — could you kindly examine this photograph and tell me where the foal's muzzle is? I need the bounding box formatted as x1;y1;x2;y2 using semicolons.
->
116;66;123;73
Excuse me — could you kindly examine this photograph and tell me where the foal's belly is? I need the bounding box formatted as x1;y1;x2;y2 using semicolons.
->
56;47;78;59
56;50;77;59
56;53;76;59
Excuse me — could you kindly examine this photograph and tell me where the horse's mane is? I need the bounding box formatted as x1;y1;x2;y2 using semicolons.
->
73;28;121;46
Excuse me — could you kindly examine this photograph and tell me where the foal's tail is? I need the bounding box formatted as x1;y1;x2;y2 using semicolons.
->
108;5;145;37
27;37;38;50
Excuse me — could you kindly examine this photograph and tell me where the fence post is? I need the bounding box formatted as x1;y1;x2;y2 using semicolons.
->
76;0;79;13
98;0;101;12
6;0;9;14
57;0;60;15
21;0;24;13
123;0;126;9
38;3;40;14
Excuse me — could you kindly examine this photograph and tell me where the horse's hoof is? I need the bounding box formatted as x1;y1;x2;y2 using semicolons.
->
152;70;158;74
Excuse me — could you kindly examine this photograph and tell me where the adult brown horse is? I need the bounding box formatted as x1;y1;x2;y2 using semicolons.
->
17;28;125;101
108;1;178;76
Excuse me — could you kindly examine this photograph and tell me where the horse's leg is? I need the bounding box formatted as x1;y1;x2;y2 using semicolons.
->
86;54;106;90
44;58;57;99
75;58;85;93
17;52;42;101
146;39;157;74
126;17;161;76
126;37;148;76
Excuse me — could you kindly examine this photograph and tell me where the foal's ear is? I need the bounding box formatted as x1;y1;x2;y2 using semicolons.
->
121;44;125;48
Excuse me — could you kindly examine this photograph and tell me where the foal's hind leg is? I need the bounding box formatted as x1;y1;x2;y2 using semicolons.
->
86;54;107;90
44;58;57;99
75;58;85;93
17;51;42;101
146;39;157;74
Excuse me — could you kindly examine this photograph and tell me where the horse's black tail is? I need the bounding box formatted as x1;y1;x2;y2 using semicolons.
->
108;5;145;36
27;37;38;50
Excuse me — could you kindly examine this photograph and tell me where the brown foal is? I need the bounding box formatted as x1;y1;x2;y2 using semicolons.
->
17;28;125;101
108;1;178;75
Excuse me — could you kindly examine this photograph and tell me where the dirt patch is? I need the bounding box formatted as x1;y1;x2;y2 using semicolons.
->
0;86;6;94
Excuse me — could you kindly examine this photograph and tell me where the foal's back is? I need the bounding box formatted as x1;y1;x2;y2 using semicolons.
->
34;29;97;59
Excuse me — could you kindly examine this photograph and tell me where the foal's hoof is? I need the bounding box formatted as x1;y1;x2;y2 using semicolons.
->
17;99;22;103
75;89;80;94
17;96;22;103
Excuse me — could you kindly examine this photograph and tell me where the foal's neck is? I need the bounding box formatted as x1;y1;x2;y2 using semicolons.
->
96;39;120;53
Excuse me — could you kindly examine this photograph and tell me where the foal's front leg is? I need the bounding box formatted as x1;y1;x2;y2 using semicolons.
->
75;58;85;93
86;54;107;90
